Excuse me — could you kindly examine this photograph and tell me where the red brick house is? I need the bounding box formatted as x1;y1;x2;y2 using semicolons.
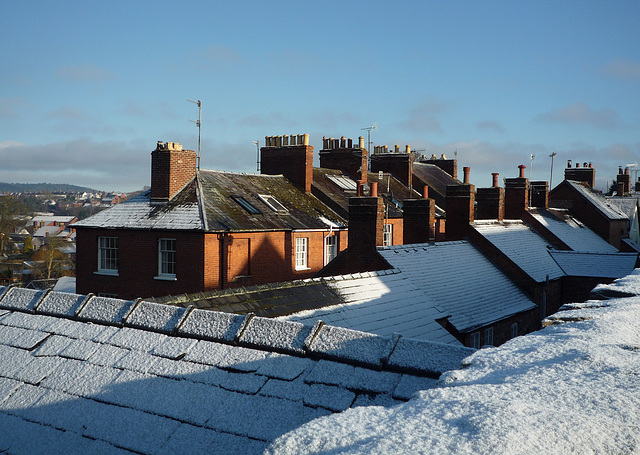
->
75;140;347;299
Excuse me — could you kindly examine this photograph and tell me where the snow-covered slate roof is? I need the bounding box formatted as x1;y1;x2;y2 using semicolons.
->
73;186;203;231
377;242;537;333
472;220;565;282
529;210;619;253
268;270;640;454
74;170;346;232
0;286;473;454
605;195;640;220
550;250;638;279
563;180;628;220
282;270;459;345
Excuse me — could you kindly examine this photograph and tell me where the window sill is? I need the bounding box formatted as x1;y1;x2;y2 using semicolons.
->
95;270;119;277
154;275;177;281
295;267;311;271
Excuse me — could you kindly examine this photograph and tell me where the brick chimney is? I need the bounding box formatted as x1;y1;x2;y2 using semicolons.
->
445;183;475;240
370;145;413;188
504;165;529;218
403;194;436;244
151;141;197;201
319;136;368;182
422;154;458;179
564;159;595;188
476;172;504;221
616;166;631;196
530;181;549;208
260;134;313;193
347;196;385;267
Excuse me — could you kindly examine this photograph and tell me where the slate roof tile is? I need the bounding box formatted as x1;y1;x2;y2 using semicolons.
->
0;287;473;454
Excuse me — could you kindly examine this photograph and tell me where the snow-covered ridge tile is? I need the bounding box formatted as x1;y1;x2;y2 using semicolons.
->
239;317;312;355
178;308;247;342
36;291;87;317
387;337;475;376
0;288;45;312
307;325;391;368
125;301;188;334
77;296;135;325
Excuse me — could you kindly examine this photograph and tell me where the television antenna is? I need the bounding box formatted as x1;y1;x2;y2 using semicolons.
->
187;99;201;169
361;123;377;153
253;140;260;172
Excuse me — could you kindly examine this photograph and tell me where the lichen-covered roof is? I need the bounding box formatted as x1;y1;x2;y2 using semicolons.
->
412;162;461;205
311;168;421;219
75;170;346;232
0;286;473;454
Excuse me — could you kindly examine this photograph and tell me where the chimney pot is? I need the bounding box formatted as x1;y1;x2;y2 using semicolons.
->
440;154;447;160
283;135;289;146
463;166;471;184
370;181;378;197
422;185;429;199
340;136;346;148
619;166;624;175
359;136;365;149
518;164;526;178
625;167;630;175
576;162;581;168
348;138;353;148
303;134;309;146
394;145;400;153
405;145;411;154
583;162;588;168
492;172;499;188
567;160;572;168
323;137;329;149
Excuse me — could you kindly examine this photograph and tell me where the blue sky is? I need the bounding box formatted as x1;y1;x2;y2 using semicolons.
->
1;1;638;193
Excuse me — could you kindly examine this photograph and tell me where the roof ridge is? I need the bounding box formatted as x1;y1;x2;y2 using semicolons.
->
0;286;472;377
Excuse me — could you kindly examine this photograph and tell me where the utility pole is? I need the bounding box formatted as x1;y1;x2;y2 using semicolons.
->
187;99;201;169
361;123;377;153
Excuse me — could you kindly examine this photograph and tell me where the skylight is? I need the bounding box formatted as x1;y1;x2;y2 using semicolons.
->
231;196;261;214
326;174;358;191
258;194;288;213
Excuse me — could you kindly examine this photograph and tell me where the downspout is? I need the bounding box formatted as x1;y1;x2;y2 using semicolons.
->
323;224;334;265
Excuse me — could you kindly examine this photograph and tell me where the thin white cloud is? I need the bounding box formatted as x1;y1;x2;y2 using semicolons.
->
195;45;244;72
55;64;116;82
535;103;621;128
601;58;640;81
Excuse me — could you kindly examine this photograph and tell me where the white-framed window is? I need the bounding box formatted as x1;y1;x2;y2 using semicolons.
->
258;194;288;213
324;235;337;265
470;331;481;349
511;322;519;338
98;236;118;274
383;223;393;246
295;237;309;270
157;238;176;279
484;327;494;346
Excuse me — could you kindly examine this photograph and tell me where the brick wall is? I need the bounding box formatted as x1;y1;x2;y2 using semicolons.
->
476;187;505;221
77;227;347;299
402;198;435;243
370;154;413;188
260;145;314;193
445;184;475;240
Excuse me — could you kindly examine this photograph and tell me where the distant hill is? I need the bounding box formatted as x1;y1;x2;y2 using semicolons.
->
0;182;98;193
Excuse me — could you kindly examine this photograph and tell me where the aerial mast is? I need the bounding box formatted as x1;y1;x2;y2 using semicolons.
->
187;99;201;169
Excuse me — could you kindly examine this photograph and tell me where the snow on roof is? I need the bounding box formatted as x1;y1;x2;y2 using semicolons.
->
473;220;565;282
268;270;640;454
605;195;640;219
549;250;638;278
565;180;628;220
377;242;537;333
73;190;203;231
33;225;61;237
529;210;619;253
282;271;459;345
0;287;473;454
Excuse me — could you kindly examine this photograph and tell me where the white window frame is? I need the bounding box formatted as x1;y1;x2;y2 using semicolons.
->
258;194;288;213
484;327;494;346
470;331;481;349
97;236;118;275
383;223;393;246
295;237;309;270
324;235;337;265
156;238;176;280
